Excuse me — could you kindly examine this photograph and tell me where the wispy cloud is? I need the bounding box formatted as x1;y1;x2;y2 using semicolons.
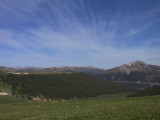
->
0;0;160;68
123;18;160;38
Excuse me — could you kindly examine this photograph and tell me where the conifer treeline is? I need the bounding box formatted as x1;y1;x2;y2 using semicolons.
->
0;73;129;99
127;85;160;97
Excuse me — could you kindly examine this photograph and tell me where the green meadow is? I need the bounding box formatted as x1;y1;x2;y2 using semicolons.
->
0;94;160;120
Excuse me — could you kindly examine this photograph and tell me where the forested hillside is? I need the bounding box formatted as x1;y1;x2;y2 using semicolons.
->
1;60;160;89
95;61;160;89
127;85;160;97
96;71;160;89
0;73;129;99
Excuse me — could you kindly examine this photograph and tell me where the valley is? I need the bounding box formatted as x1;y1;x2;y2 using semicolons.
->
1;0;160;119
0;60;160;120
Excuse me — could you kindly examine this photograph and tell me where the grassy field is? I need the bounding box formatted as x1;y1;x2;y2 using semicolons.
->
0;94;160;120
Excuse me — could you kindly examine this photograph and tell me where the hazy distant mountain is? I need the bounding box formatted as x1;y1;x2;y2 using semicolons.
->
106;60;160;74
1;60;160;89
0;66;17;72
43;66;105;74
0;66;105;74
98;61;160;89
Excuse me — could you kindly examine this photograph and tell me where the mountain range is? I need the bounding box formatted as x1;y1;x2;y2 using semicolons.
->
97;60;160;89
1;60;160;89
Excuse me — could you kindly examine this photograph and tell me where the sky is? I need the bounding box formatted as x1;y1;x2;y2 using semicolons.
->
0;0;160;69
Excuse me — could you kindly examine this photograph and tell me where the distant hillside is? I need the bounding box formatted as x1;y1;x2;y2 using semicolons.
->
96;61;160;89
127;85;160;97
0;66;17;72
0;66;105;74
106;60;160;74
0;73;129;100
1;60;160;89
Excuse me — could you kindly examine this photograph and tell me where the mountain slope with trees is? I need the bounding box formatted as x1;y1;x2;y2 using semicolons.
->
0;72;129;100
96;61;160;89
127;85;160;97
1;60;160;89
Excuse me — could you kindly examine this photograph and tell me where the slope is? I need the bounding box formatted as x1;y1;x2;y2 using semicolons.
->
0;73;129;100
96;61;160;89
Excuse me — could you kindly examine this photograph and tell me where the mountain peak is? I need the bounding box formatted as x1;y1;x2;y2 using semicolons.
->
128;60;148;66
117;60;152;74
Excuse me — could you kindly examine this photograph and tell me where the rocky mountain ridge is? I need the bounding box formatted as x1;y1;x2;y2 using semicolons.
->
108;60;160;74
1;60;160;73
0;65;105;74
1;60;160;89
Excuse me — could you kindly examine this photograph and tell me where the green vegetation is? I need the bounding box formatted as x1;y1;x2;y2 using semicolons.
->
0;95;25;103
0;73;129;99
0;71;159;120
128;85;160;97
0;72;12;94
0;82;11;92
0;95;160;120
97;71;160;89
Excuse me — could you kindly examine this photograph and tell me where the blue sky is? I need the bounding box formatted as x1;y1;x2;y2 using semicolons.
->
0;0;160;69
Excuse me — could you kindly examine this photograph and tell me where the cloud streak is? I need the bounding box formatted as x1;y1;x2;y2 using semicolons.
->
123;18;160;38
0;0;160;68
